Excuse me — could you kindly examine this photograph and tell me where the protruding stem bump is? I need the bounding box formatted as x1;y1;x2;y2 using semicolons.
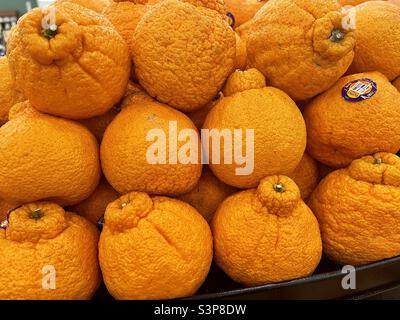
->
42;24;58;39
273;183;286;193
31;209;44;220
330;29;345;42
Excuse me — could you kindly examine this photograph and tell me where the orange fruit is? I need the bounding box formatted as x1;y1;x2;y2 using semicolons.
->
0;57;24;126
233;19;252;70
0;202;100;300
304;72;400;168
178;167;237;223
222;68;266;97
225;0;267;27
104;1;149;52
149;0;229;15
247;0;355;101
7;2;130;120
114;0;149;3
120;86;153;109
99;192;213;299
69;177;120;225
287;152;319;200
203;69;306;188
394;77;400;91
0;102;100;206
101;94;202;195
132;0;236;112
185;0;228;15
0;199;15;223
236;18;253;37
309;153;400;265
339;0;369;6
55;0;112;13
234;33;247;70
212;176;322;286
349;1;400;81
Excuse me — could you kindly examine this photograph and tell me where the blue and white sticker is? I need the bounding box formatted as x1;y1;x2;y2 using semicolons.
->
342;78;377;102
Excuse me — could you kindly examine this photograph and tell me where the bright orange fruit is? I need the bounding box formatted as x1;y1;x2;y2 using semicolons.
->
0;57;24;126
99;192;213;299
7;2;130;119
339;0;369;6
132;0;236;112
225;0;267;27
0;102;100;206
0;202;101;299
212;176;322;286
101;94;202;195
287;152;320;200
247;0;355;101
203;69;306;188
349;1;400;81
304;72;400;168
309;153;400;265
104;1;149;53
55;0;112;13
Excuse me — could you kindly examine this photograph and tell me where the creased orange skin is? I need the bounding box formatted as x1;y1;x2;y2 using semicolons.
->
349;1;400;81
7;2;130;120
178;167;237;223
70;177;120;224
55;0;112;13
212;176;322;286
101;96;202;196
0;202;101;300
287;152;320;200
0;102;101;206
304;72;400;168
99;192;213;300
225;0;267;27
0;57;24;126
247;0;355;101
204;73;306;188
132;0;236;112
309;153;400;266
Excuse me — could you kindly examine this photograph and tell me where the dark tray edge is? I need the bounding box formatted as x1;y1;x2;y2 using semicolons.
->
188;255;400;300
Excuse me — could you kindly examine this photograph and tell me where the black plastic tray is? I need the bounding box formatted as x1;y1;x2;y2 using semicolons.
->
93;255;400;300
